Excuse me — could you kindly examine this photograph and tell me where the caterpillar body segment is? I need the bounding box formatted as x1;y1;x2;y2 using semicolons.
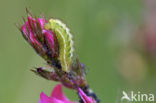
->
45;19;74;72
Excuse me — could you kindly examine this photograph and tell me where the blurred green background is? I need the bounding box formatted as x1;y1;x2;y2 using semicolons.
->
0;0;156;103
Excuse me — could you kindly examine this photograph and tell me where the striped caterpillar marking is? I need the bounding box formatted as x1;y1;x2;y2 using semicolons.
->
45;19;74;72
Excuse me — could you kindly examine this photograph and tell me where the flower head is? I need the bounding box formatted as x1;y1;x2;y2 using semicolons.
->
20;10;75;72
19;11;88;89
20;13;60;68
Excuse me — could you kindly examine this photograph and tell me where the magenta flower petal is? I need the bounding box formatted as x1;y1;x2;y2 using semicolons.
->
43;30;55;54
39;84;75;103
38;18;47;28
78;88;96;103
51;84;74;103
51;98;65;103
40;92;51;103
21;24;28;37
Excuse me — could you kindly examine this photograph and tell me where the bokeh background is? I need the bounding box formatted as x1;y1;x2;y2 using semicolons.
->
1;0;156;103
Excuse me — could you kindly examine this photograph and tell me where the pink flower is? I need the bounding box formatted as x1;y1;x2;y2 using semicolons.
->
39;84;96;103
39;84;75;103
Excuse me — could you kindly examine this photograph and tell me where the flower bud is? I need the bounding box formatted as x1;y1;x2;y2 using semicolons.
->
20;14;60;68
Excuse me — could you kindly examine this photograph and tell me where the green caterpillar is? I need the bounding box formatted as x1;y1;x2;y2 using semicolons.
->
45;19;74;72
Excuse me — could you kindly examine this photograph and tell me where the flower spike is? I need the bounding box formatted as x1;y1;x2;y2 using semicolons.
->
20;11;60;68
19;9;100;103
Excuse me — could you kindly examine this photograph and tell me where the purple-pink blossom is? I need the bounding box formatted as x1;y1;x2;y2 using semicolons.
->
39;84;75;103
39;84;96;103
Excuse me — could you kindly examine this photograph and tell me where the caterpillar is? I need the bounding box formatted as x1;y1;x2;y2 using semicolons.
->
45;19;74;72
